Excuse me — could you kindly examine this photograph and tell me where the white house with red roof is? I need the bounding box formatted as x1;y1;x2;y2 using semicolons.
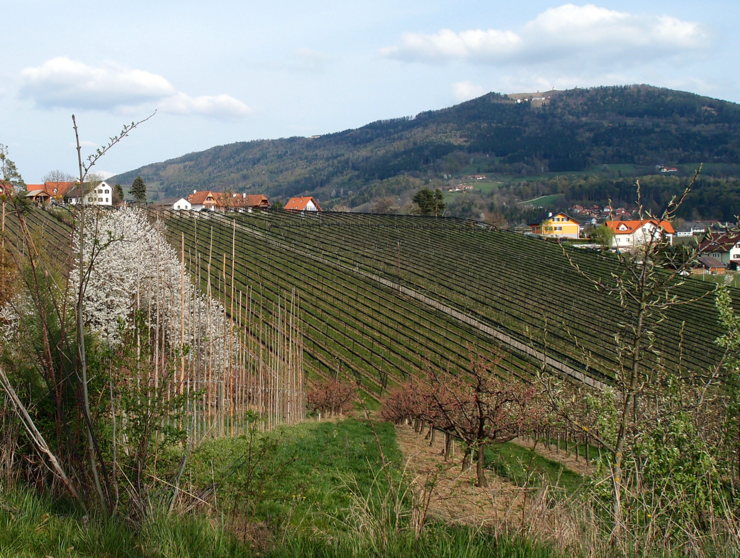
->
172;198;192;210
284;196;322;211
186;190;219;211
605;219;675;249
699;232;740;268
68;180;115;206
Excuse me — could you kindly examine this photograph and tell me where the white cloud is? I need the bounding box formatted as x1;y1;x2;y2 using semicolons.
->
20;57;174;109
381;4;709;67
382;28;521;63
452;81;486;102
158;93;252;118
19;57;250;119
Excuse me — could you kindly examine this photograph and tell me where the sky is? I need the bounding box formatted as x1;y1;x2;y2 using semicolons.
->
2;0;738;184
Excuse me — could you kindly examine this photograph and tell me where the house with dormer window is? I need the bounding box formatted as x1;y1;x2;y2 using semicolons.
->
604;220;675;249
186;190;219;211
528;212;580;239
699;232;740;269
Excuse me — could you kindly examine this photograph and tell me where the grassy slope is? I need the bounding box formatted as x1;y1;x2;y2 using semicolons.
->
1;419;563;558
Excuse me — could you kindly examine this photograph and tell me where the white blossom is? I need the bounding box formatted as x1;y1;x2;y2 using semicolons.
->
71;207;236;371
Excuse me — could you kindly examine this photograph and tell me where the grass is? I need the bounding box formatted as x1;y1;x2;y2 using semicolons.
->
1;418;563;557
186;417;403;530
0;488;244;558
694;273;740;288
484;441;584;494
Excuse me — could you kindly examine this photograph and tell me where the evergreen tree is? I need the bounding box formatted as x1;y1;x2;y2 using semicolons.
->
413;188;445;216
0;144;25;191
130;176;147;204
113;184;124;205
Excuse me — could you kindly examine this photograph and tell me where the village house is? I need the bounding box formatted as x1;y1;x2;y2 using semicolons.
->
699;232;740;269
184;190;270;211
693;256;727;275
24;181;77;204
604;219;675;250
0;181;15;196
187;190;219;211
284;196;322;212
67;180;115;206
172;198;192;210
675;221;722;238
528;212;581;239
219;193;270;211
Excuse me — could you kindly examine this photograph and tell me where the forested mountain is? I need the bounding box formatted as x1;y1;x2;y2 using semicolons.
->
111;85;739;212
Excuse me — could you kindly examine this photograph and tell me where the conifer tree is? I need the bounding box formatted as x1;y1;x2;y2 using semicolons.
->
130;176;147;204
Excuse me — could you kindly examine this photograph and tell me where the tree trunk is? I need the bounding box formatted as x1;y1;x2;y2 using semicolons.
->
461;447;472;472
476;445;487;487
443;431;453;461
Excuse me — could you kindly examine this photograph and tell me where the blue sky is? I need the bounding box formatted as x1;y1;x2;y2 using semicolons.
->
2;1;738;183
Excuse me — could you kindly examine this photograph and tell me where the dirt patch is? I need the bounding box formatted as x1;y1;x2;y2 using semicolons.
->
396;423;595;551
395;424;530;527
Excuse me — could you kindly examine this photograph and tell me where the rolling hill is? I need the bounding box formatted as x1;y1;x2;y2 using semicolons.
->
111;85;740;212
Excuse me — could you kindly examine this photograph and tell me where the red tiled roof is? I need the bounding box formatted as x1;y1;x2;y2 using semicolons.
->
605;219;675;235
44;181;76;196
242;194;269;207
24;181;77;198
699;232;740;253
217;193;270;208
284;196;322;211
187;191;217;205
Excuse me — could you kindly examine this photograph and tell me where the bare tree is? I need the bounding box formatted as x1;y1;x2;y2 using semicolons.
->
426;355;543;487
306;378;357;418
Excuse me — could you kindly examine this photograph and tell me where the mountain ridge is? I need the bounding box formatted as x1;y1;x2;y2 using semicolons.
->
110;84;740;210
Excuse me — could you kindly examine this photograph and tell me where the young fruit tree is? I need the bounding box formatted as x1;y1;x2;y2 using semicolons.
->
306;379;357;418
426;354;543;487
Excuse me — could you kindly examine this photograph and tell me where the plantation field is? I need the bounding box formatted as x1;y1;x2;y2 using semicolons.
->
157;209;737;395
3;205;735;397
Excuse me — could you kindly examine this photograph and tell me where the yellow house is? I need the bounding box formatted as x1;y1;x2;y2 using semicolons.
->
529;212;581;239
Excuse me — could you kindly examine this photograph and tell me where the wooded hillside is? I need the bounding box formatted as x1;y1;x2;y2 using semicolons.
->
111;85;739;213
